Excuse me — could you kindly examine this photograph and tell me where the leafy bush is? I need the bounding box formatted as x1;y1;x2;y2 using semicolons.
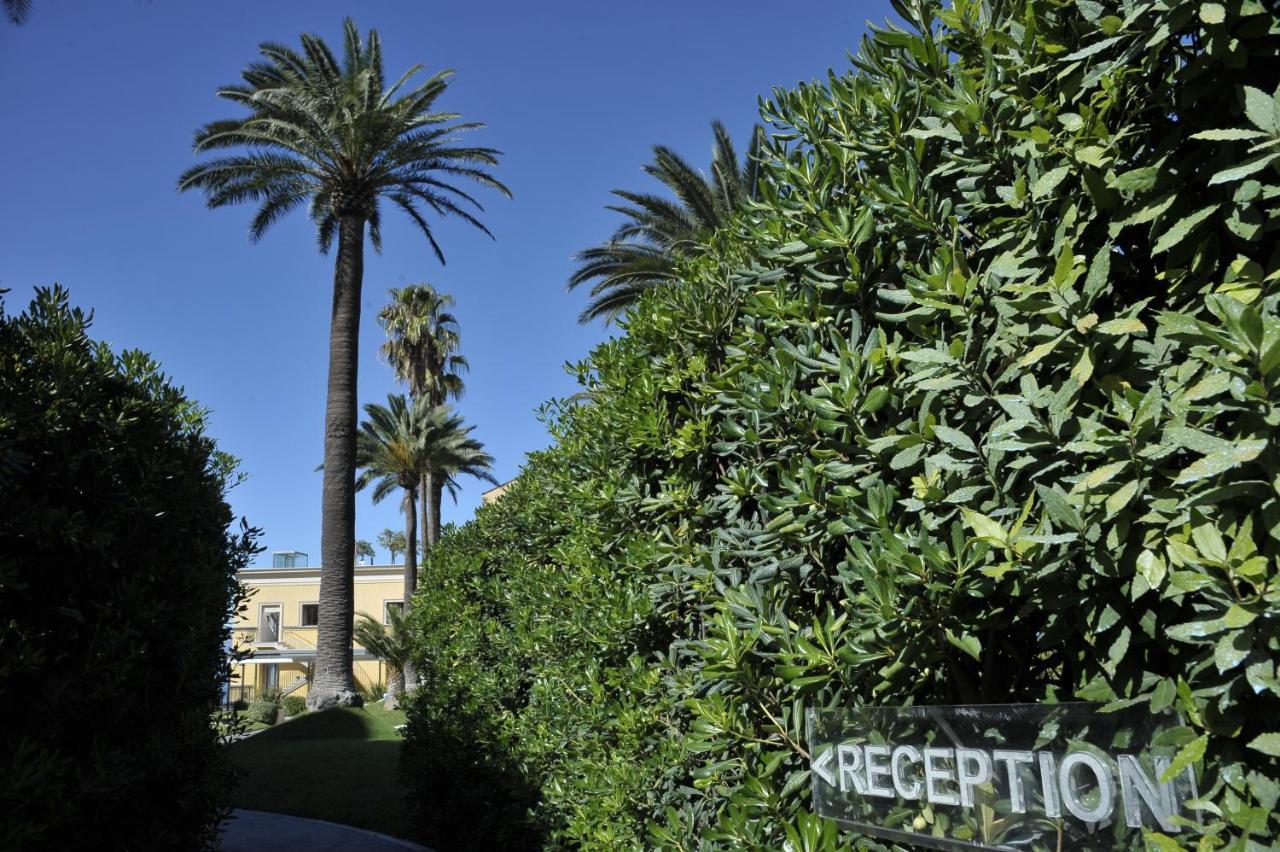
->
246;699;279;727
0;287;259;851
405;0;1280;848
281;695;306;718
404;480;640;849
361;681;387;705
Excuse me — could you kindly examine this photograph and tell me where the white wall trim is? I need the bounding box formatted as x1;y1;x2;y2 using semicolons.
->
240;574;403;586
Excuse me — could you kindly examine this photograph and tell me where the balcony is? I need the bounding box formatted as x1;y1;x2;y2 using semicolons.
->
232;626;316;648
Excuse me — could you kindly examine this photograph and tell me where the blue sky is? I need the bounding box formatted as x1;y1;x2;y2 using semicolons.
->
0;0;888;566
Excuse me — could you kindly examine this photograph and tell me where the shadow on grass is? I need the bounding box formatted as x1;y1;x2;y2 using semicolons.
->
229;708;412;839
401;700;548;852
242;707;374;741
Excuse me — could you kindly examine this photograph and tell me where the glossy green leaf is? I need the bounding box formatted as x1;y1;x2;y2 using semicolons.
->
1153;205;1219;253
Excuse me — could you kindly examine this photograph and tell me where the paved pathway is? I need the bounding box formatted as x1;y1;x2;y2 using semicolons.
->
220;727;268;744
220;808;430;851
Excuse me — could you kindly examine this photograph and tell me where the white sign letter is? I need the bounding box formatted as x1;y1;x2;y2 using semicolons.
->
1038;752;1062;818
1119;754;1180;833
992;749;1034;813
956;747;994;807
1059;752;1115;823
924;747;959;806
838;744;867;794
865;745;894;798
891;745;923;800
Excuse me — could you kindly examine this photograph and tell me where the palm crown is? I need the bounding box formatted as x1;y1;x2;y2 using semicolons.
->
353;607;414;681
177;18;510;259
355;395;495;504
568;120;764;323
379;284;468;405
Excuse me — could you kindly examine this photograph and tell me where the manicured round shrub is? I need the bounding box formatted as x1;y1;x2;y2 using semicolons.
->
0;287;258;851
281;695;306;718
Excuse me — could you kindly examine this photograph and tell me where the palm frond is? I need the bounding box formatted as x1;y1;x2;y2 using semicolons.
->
354;608;413;672
4;0;32;24
180;20;507;252
568;121;764;324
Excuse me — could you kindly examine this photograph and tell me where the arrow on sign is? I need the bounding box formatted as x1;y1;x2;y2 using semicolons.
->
812;746;837;788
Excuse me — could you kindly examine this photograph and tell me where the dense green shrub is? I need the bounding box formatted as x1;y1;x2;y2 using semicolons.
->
405;0;1280;849
281;695;306;717
404;443;665;849
247;698;280;726
0;287;258;851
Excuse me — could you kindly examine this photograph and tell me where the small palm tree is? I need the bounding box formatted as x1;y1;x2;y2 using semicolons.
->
568;120;764;323
354;608;414;708
379;285;468;548
378;528;406;564
179;20;509;709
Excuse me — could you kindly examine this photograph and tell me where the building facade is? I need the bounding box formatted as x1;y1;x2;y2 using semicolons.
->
481;479;514;505
229;557;405;704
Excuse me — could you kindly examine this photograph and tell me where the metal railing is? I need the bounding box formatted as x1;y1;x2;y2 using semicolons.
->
280;675;308;697
281;628;316;649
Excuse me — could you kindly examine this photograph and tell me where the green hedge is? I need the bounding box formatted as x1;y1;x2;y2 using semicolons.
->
405;0;1280;848
0;287;258;851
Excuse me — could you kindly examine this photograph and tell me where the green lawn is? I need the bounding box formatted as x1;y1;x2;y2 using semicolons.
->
217;715;272;736
228;703;412;839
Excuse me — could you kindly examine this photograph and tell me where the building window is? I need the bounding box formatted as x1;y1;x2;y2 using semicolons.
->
384;601;404;623
259;604;281;643
300;603;319;626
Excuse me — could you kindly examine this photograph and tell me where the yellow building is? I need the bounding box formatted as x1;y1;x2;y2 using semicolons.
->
228;551;406;703
481;479;514;505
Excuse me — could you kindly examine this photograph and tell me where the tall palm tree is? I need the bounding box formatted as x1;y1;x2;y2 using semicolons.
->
568;120;765;323
355;395;430;638
179;20;509;709
378;285;468;548
353;608;414;709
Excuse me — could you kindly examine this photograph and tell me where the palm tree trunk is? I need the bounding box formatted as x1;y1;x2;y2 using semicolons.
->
417;465;432;690
384;668;405;710
431;477;444;546
309;212;365;711
402;486;418;689
424;470;435;550
424;469;441;547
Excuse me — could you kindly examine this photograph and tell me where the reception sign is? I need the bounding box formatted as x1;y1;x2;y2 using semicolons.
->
807;704;1197;850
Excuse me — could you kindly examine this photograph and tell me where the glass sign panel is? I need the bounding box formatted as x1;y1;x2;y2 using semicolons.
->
806;703;1197;851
